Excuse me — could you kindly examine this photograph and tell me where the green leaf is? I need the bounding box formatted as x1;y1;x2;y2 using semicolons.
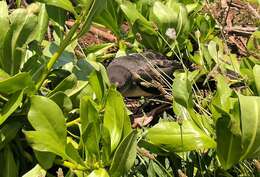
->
43;42;75;70
0;90;24;125
147;120;216;152
150;1;178;32
94;0;121;36
172;72;193;109
239;94;260;159
80;96;99;132
0;1;9;69
49;91;73;113
35;0;76;15
48;74;77;97
77;0;107;38
25;96;66;157
0;72;34;94
46;5;66;40
82;123;101;160
22;164;46;177
247;31;260;52
216;115;242;170
253;65;260;96
0;121;22;150
109;130;137;177
208;40;218;63
120;1;148;24
104;87;126;152
34;151;55;170
88;70;106;101
24;130;66;157
0;146;18;177
65;143;85;166
80;96;100;158
22;55;47;83
211;75;233;120
2;9;38;75
88;168;110;177
33;4;49;42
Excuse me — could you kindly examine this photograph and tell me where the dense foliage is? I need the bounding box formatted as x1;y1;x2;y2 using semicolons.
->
0;0;259;176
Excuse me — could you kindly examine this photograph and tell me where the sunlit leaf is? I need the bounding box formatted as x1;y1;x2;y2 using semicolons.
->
104;87;126;152
147;120;216;152
0;72;34;94
2;9;38;75
25;96;67;157
239;94;260;159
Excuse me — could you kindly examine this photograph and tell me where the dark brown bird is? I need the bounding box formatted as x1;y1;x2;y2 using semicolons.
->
107;52;182;97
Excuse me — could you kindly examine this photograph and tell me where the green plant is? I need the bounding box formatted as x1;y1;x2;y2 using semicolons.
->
1;0;260;176
0;0;138;176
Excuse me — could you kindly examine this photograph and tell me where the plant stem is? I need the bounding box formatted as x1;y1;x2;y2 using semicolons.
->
35;18;81;91
66;117;81;127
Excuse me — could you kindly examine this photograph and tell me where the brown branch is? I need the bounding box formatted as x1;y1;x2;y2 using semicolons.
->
65;20;117;42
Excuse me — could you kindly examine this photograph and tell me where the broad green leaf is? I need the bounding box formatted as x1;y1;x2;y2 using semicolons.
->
104;87;126;152
211;75;233;120
0;121;22;150
82;123;101;160
239;94;260;159
24;130;66;157
80;96;99;132
216;115;242;170
25;96;67;157
88;168;110;177
0;90;24;125
172;72;193;109
88;70;106;101
0;1;9;69
35;0;76;15
49;91;73;113
2;9;38;75
22;164;46;177
0;146;18;177
109;130;137;177
0;72;34;94
253;65;260;96
147;120;216;152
